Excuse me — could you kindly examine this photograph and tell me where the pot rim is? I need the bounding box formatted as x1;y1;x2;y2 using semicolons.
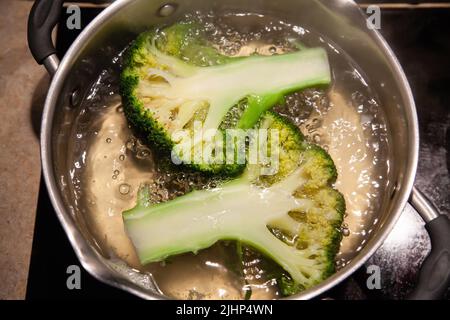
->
40;0;419;300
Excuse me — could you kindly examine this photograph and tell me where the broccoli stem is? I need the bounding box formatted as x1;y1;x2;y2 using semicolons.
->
143;47;330;131
237;94;284;129
123;168;315;284
199;48;331;130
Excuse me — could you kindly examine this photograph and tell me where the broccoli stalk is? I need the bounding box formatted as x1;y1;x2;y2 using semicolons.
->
138;45;330;131
123;112;345;293
120;23;331;174
125;169;311;280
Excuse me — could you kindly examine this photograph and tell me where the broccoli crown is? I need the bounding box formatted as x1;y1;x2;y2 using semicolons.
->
123;111;345;297
252;112;344;293
120;22;331;175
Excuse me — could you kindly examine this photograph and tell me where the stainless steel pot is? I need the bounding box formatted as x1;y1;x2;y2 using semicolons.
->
28;0;450;299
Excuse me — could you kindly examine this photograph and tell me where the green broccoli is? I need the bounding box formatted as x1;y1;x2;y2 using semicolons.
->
120;22;331;175
123;111;345;295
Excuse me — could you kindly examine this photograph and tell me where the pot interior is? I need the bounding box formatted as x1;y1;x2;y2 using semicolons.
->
46;0;416;299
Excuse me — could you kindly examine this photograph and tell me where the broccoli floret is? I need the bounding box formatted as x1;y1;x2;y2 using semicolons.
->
123;111;345;296
120;22;331;175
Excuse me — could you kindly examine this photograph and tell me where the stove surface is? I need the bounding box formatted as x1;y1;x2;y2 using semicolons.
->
26;2;450;300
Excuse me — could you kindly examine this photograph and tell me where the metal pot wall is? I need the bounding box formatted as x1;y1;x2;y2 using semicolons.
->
27;0;450;299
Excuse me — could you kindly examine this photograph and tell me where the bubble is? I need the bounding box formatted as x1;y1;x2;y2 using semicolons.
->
342;228;351;237
112;175;117;180
114;170;120;175
126;138;136;151
119;183;131;195
136;149;151;159
106;138;112;143
312;133;321;143
228;48;237;56
269;46;277;54
157;3;177;17
119;154;126;161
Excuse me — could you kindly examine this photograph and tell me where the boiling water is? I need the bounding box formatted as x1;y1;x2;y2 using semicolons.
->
65;13;390;299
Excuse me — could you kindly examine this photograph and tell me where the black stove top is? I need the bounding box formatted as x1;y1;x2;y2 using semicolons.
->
26;2;450;300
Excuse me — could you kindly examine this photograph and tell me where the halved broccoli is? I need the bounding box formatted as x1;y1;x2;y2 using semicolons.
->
120;22;331;175
123;112;345;295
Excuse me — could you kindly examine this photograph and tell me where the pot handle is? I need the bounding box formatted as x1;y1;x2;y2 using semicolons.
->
27;0;64;75
408;187;450;300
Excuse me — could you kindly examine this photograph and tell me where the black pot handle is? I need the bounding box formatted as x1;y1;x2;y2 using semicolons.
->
27;0;64;75
408;187;450;300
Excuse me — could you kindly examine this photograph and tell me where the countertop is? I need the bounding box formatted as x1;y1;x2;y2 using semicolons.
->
0;0;46;300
